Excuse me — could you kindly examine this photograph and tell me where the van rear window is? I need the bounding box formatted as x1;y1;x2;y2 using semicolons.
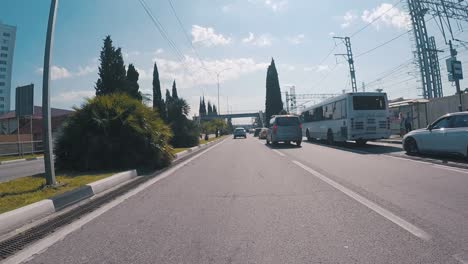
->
276;117;299;126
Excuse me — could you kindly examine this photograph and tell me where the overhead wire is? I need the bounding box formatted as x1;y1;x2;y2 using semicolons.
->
350;0;403;38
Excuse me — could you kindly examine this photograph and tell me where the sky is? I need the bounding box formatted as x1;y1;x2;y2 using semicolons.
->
1;0;467;124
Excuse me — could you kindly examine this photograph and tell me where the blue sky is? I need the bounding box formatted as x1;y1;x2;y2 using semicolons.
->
1;0;467;122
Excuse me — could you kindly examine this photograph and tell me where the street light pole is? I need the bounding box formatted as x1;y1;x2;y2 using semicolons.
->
214;67;231;115
42;0;58;186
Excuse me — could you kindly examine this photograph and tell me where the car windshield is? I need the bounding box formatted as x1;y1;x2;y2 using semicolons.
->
353;96;386;110
4;2;468;263
276;117;299;126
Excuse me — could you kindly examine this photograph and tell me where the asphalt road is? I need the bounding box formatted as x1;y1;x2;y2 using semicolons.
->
20;136;468;263
0;159;44;183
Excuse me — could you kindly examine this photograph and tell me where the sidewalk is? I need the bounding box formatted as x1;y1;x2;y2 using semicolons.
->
377;135;403;144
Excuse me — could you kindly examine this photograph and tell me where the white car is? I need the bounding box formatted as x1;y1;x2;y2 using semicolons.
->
403;112;468;158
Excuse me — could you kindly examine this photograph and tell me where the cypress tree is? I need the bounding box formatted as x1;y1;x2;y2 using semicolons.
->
207;101;213;115
265;58;283;122
212;105;218;115
152;62;166;120
199;97;203;116
201;96;207;116
95;36;115;95
172;80;178;99
112;47;127;94
126;64;142;100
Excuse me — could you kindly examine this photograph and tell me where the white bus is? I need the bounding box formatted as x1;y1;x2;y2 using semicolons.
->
300;92;391;145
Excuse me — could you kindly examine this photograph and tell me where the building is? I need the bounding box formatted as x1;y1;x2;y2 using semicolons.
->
0;22;16;114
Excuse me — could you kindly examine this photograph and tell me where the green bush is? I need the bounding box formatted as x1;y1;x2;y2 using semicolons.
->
166;97;200;148
55;93;173;171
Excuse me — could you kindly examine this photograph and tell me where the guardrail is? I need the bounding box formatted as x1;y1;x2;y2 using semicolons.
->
0;141;44;157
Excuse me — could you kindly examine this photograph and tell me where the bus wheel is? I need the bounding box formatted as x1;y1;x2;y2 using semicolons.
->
327;130;334;145
356;139;367;146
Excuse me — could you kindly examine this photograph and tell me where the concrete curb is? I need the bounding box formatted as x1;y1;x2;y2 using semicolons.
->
0;200;55;235
173;137;224;159
87;170;138;195
0;156;43;165
0;169;136;235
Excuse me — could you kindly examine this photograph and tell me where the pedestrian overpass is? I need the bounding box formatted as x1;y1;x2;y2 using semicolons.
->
199;111;265;127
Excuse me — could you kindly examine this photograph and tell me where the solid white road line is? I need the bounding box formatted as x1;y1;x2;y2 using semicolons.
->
272;149;286;157
4;139;227;264
292;160;431;241
453;252;468;264
385;154;468;174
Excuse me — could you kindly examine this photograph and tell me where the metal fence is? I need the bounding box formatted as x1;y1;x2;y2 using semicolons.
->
0;141;43;157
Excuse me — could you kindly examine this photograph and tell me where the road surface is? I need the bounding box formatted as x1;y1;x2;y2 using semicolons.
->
16;136;468;263
0;159;44;183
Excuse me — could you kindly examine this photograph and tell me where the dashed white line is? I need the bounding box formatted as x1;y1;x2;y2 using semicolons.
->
272;149;286;157
292;160;431;241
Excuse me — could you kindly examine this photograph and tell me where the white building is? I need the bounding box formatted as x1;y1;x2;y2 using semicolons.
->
0;22;16;114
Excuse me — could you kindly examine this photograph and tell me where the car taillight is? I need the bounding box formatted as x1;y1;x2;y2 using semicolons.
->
298;123;302;129
273;124;277;133
351;118;354;129
387;117;390;129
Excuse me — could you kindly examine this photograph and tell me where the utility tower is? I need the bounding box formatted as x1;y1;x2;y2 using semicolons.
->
406;0;468;99
334;36;357;92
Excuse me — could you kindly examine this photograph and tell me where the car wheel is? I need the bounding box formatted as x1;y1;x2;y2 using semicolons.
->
404;137;419;155
296;141;302;147
327;130;334;145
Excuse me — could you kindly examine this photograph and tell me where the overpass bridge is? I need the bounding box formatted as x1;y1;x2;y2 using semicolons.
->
199;111;265;127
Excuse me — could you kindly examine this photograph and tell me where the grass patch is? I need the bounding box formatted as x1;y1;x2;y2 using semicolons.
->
0;171;116;214
0;154;43;162
170;147;189;155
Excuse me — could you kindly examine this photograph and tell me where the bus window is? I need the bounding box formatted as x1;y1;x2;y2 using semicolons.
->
353;96;386;110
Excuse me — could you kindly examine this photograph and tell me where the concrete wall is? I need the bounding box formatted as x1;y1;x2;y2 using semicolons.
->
425;93;468;124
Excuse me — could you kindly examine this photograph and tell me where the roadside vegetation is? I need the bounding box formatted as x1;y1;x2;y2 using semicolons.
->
0;171;115;214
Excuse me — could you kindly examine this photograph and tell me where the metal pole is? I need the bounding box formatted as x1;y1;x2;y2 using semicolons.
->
30;115;34;155
42;0;58;186
217;73;220;115
17;116;21;157
456;79;462;111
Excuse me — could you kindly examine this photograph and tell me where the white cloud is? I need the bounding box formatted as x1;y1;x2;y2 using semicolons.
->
286;34;305;45
76;65;96;77
151;55;268;89
249;0;288;12
154;48;164;55
242;32;273;47
36;66;72;80
341;11;357;28
222;5;231;12
51;90;94;104
329;32;336;37
362;3;411;30
37;62;97;80
316;64;330;72
191;25;231;47
136;67;151;81
303;67;315;72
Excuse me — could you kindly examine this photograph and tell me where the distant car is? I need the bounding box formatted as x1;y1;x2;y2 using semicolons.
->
254;128;261;137
259;128;268;139
266;115;302;146
403;112;468;158
233;127;247;139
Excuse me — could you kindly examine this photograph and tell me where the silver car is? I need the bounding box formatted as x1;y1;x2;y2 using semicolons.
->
233;127;247;139
403;112;468;158
266;115;302;146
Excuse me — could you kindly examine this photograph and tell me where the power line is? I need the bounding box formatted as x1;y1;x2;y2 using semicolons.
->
355;29;411;58
350;0;403;38
166;0;210;74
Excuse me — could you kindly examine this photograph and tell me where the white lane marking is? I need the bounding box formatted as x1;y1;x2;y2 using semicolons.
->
385;154;468;174
432;165;468;174
453;252;468;264
4;139;227;264
272;149;286;157
384;154;435;165
292;160;431;241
